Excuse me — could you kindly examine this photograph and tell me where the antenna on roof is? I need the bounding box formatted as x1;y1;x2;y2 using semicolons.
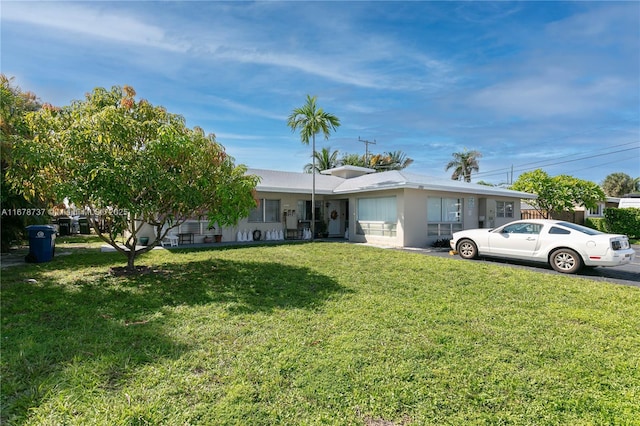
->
358;136;376;166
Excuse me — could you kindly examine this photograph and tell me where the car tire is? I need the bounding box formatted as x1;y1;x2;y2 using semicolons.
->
457;239;478;259
550;248;582;274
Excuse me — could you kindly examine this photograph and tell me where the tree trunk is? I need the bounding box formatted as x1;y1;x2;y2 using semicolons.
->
127;250;136;271
311;133;316;241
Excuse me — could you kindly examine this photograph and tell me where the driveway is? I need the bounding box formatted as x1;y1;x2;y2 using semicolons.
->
399;245;640;288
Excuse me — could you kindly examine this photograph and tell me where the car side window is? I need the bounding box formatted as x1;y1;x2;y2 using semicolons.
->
549;226;570;235
502;223;542;234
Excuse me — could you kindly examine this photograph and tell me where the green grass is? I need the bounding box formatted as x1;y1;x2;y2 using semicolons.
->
2;242;639;425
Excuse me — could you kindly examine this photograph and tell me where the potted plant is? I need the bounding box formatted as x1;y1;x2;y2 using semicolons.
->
206;225;222;243
315;218;328;238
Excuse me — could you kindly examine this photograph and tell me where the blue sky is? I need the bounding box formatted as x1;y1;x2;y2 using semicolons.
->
2;1;639;185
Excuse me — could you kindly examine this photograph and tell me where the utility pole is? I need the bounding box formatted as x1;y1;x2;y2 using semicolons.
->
358;136;376;166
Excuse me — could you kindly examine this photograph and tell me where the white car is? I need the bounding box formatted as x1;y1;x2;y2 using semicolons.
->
450;219;636;274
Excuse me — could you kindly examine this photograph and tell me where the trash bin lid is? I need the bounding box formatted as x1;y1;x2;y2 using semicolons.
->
26;225;56;232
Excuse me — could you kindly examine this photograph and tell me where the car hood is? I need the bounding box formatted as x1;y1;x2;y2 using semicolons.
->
453;228;492;238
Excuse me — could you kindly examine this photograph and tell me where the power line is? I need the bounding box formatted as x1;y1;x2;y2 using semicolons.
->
563;156;640;177
474;141;639;178
474;143;640;180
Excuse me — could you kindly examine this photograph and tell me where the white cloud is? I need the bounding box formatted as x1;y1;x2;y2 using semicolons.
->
1;2;188;52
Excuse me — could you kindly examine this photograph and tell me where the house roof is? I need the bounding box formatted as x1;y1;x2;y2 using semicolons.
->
247;168;536;199
248;168;345;194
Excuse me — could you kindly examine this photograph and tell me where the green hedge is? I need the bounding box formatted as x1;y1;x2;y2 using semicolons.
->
604;208;640;238
585;217;608;233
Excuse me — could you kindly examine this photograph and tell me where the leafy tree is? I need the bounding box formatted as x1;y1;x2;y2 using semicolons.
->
304;146;339;173
445;148;482;182
0;75;47;252
287;95;340;237
511;169;605;219
601;172;637;197
7;85;259;270
340;153;366;168
338;150;414;172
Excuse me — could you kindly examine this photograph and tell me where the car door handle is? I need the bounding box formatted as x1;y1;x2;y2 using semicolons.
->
526;237;537;241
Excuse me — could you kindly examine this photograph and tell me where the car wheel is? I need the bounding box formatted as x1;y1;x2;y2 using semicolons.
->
550;248;582;274
457;239;478;259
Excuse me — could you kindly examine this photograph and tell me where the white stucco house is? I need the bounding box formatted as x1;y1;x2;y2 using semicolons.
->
145;166;536;248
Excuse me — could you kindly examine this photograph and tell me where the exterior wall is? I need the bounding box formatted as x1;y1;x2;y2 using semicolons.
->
403;189;427;247
233;191;319;241
135;218;215;244
233;189;524;248
134;187;525;248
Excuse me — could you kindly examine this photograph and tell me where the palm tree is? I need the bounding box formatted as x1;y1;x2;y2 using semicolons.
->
304;146;339;173
373;150;414;171
287;95;340;238
445;149;482;182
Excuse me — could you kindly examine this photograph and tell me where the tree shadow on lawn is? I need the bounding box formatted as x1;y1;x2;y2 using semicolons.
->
1;254;348;423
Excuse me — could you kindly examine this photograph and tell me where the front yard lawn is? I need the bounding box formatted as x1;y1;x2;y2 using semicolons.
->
2;242;639;425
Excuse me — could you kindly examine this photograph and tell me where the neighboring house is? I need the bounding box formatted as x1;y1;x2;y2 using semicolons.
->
141;166;535;248
521;197;620;224
618;194;640;208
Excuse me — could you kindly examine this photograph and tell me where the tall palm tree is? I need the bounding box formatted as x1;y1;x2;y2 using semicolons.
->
287;95;340;238
304;146;339;173
445;149;482;182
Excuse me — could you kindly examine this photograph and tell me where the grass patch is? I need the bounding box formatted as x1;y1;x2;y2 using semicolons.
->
2;243;639;425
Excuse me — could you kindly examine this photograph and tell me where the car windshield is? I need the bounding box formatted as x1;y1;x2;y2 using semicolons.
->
556;221;603;236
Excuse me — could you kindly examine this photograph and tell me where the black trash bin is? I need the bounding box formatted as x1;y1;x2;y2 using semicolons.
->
25;225;56;263
79;217;90;234
57;216;71;236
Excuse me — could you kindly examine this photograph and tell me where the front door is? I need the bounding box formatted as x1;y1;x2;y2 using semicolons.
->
327;201;341;237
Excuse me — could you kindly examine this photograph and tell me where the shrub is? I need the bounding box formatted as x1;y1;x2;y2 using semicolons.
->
604;207;640;238
431;238;452;248
585;217;608;233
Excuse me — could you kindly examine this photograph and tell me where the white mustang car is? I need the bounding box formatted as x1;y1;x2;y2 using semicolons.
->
450;219;636;274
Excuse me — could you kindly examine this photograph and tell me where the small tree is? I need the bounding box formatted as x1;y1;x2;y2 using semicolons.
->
8;85;259;271
340;153;366;168
511;169;605;219
0;75;47;252
601;172;637;197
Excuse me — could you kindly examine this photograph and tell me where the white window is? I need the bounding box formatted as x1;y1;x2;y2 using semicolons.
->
587;204;604;217
249;199;281;223
427;197;462;237
497;201;514;218
297;200;320;221
357;196;397;236
428;197;461;222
